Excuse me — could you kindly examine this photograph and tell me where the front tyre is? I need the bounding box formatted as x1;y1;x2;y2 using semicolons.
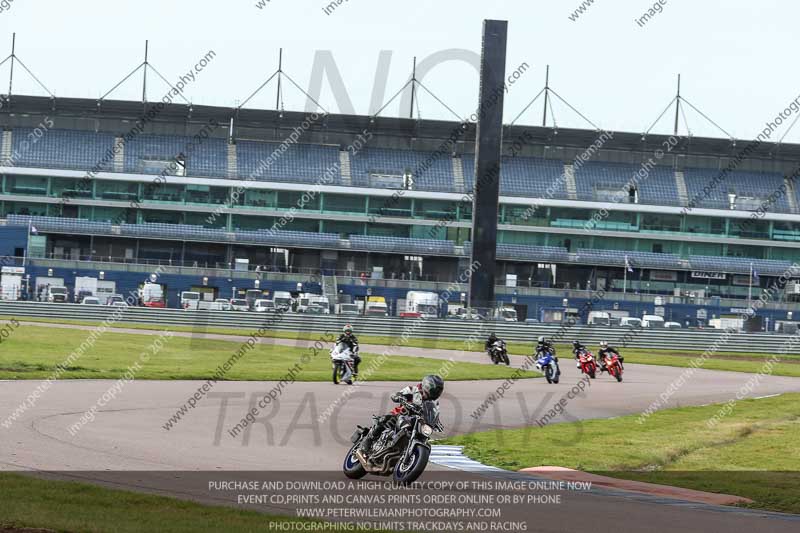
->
332;362;341;384
343;443;367;479
614;367;623;382
545;365;554;384
393;444;430;485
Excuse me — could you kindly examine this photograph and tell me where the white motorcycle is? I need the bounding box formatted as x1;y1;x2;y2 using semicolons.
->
330;341;355;385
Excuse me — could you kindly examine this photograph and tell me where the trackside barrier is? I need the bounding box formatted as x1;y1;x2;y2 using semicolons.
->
1;301;799;355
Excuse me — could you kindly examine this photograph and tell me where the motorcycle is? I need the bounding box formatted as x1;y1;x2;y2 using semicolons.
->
489;339;510;366
577;349;597;379
604;352;624;382
535;350;560;384
344;398;444;485
330;342;355;385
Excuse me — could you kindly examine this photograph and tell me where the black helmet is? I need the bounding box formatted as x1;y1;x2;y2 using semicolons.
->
421;375;444;401
572;340;582;348
489;332;497;339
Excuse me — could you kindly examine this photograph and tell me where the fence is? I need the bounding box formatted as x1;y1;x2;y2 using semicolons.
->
1;301;799;354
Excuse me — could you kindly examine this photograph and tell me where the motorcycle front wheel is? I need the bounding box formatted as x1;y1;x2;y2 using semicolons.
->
343;443;367;479
614;367;623;382
393;444;430;485
332;362;341;384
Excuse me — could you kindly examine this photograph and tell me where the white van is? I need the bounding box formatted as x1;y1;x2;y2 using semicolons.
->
642;315;666;328
587;311;611;326
620;317;642;328
254;299;276;313
181;291;201;310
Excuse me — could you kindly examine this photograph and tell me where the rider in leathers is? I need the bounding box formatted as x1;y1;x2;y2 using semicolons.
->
535;336;556;358
335;324;360;377
357;375;445;458
572;340;589;368
597;340;624;372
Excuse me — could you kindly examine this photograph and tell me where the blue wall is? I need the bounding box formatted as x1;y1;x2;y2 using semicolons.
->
0;226;28;256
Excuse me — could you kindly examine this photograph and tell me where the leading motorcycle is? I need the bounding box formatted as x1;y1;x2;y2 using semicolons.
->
330;342;355;385
343;398;444;485
536;349;561;384
489;339;510;366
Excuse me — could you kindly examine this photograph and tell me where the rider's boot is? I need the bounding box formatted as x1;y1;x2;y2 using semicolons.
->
358;418;386;456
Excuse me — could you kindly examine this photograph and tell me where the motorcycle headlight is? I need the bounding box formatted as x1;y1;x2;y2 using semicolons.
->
420;424;433;437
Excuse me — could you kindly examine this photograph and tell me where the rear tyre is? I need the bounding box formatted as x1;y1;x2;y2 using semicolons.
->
393;444;430;485
343;443;367;479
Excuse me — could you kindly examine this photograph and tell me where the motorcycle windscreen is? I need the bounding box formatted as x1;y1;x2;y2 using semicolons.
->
421;401;440;427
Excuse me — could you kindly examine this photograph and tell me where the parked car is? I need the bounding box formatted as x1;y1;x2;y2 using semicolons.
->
306;303;328;315
230;298;249;312
664;321;682;329
211;298;232;311
253;299;276;313
81;296;101;305
106;294;125;306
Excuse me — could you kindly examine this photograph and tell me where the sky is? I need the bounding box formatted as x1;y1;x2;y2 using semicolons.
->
1;0;799;142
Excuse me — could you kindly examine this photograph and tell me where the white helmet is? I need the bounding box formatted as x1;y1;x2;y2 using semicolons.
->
538;336;546;343
599;340;608;349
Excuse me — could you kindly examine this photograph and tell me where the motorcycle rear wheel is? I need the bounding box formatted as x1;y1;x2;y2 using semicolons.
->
393;444;430;485
343;443;367;479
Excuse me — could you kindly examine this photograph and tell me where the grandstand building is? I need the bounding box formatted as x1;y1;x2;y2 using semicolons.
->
1;95;799;326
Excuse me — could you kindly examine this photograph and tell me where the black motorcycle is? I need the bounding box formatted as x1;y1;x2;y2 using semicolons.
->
489;339;510;366
343;399;444;484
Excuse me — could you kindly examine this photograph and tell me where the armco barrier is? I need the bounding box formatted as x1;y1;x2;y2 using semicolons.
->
1;301;799;355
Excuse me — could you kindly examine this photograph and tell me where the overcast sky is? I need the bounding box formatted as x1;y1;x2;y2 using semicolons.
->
1;0;798;142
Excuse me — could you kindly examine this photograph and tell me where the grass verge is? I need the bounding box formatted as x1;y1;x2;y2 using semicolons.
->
3;316;799;376
443;393;800;514
0;325;535;381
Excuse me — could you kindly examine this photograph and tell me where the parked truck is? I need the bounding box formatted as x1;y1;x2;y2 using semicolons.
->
365;296;389;317
140;282;166;308
272;291;294;312
0;274;22;301
47;286;69;303
74;276;99;304
404;291;440;319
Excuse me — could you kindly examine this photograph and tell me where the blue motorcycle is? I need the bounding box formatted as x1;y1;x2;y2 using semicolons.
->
535;350;561;384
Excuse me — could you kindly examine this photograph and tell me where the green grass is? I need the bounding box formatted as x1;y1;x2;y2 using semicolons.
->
0;325;536;382
3;315;799;376
0;472;356;533
444;393;800;514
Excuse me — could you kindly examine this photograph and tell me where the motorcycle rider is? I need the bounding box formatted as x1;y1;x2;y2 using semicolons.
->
335;324;361;377
572;340;589;368
357;375;445;458
597;340;624;372
535;336;556;358
485;332;500;355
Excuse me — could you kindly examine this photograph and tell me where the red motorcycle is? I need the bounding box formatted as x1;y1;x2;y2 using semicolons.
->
577;350;597;379
603;353;624;382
